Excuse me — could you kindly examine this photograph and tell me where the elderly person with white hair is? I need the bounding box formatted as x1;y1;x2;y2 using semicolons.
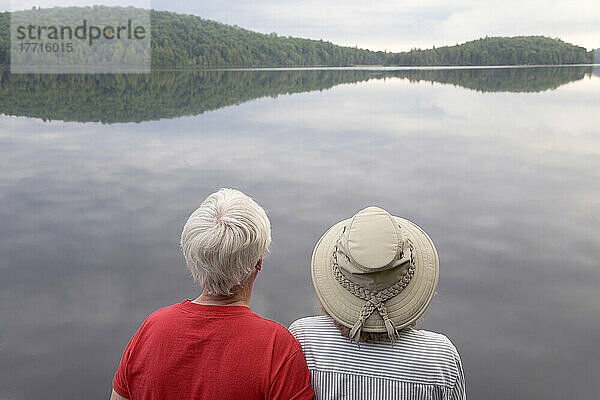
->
110;188;314;400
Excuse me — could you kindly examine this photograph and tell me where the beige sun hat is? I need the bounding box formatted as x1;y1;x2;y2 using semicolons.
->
311;206;439;342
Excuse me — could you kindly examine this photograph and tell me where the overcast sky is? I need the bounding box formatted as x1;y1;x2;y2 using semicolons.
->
4;0;600;51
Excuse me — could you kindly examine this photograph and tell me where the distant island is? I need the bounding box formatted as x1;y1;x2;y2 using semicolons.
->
0;7;595;67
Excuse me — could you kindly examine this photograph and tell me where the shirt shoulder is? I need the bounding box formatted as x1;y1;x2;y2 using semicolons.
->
289;315;333;335
405;328;461;358
289;316;462;388
147;303;302;353
135;302;187;332
254;314;303;354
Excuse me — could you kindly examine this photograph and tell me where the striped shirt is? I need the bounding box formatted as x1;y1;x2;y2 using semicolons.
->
289;316;465;400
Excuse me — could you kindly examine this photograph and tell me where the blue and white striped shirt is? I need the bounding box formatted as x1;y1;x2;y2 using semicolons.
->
289;316;466;400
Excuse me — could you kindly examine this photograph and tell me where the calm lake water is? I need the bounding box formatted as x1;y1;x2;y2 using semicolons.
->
1;66;599;399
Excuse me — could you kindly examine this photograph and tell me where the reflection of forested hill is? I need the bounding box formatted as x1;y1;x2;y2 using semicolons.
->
398;67;591;93
0;66;592;124
0;70;376;123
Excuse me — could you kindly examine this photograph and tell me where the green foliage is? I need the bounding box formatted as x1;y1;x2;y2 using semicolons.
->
0;69;376;123
0;66;591;123
1;7;150;68
0;8;595;67
149;13;593;67
397;67;591;93
149;10;384;67
0;12;8;65
386;36;593;66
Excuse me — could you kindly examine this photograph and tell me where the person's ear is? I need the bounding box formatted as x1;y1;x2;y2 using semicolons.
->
256;258;263;271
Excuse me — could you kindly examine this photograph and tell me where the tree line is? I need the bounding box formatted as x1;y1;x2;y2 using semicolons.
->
0;7;595;67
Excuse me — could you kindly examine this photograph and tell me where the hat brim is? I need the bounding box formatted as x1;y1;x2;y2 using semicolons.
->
311;216;439;332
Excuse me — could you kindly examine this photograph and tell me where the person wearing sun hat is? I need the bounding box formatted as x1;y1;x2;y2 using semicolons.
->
289;206;466;400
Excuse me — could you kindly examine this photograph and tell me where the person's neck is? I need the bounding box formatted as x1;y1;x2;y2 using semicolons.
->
193;292;250;307
193;279;254;307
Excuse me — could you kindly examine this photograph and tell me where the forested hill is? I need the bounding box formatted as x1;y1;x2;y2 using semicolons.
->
0;7;594;67
150;10;593;66
385;36;592;66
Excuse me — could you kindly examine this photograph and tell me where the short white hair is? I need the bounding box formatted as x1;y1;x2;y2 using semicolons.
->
181;188;271;296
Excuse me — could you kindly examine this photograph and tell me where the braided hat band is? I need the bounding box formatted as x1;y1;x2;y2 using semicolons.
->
332;239;416;343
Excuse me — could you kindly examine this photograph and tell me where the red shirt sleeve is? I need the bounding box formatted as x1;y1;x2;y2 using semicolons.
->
267;348;314;400
112;335;134;399
113;321;147;399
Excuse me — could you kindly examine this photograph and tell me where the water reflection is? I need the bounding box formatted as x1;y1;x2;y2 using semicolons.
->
0;69;599;400
0;66;593;123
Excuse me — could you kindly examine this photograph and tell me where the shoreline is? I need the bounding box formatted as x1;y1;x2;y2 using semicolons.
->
1;63;599;73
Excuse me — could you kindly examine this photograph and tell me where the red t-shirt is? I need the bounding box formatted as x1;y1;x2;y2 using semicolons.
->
113;300;314;400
